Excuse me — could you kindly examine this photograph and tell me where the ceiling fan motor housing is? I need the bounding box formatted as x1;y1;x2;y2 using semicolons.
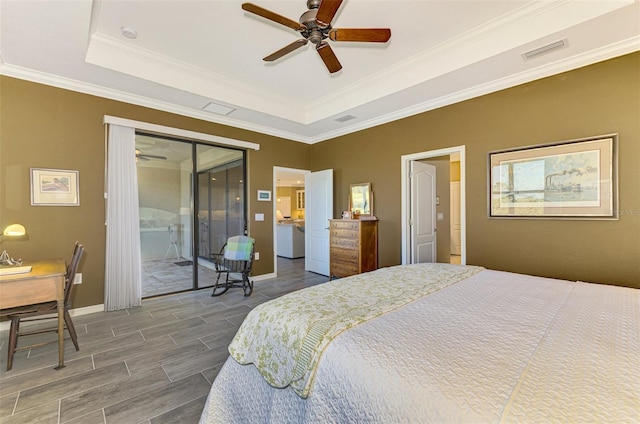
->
300;9;330;44
307;0;321;10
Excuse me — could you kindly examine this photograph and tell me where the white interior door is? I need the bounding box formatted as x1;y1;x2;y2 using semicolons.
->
450;182;462;255
305;169;333;275
410;161;437;263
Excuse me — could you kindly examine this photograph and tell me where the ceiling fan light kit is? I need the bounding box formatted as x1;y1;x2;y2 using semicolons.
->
241;0;391;74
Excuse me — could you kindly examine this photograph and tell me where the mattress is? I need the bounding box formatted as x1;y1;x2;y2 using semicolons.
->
199;265;640;423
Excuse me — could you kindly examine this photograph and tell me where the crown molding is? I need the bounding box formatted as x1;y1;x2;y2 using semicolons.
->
308;37;640;143
0;63;312;143
85;33;307;123
2;37;637;145
306;0;635;124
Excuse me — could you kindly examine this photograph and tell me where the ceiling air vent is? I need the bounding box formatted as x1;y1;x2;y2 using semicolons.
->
335;114;356;123
202;102;235;116
522;39;568;61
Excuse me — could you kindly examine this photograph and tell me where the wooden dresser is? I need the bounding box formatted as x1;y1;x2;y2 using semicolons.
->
329;219;378;279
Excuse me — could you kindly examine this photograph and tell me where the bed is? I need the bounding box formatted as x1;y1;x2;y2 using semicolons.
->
199;263;639;423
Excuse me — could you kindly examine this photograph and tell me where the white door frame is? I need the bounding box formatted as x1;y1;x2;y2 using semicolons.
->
401;145;466;265
273;166;310;277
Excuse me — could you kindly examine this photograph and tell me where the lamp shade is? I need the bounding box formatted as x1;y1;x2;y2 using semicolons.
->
3;224;26;237
276;210;284;220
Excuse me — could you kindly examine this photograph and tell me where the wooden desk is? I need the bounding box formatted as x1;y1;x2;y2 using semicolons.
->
0;258;66;370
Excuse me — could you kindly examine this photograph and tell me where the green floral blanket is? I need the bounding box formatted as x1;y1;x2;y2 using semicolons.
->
228;263;484;398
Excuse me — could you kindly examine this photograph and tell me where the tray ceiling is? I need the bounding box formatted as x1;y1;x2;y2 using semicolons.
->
1;0;638;143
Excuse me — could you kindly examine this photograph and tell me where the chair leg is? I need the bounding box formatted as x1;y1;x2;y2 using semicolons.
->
64;310;80;351
242;272;253;297
7;317;20;371
211;271;230;297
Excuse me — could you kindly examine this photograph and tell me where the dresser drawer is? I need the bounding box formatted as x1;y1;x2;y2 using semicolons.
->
330;220;360;231
330;228;358;239
331;247;359;263
330;237;358;249
330;261;359;277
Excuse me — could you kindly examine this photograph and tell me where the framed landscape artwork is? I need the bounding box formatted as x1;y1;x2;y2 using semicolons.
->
489;135;617;219
30;168;80;206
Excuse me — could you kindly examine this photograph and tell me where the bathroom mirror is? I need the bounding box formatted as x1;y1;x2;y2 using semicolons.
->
349;183;373;216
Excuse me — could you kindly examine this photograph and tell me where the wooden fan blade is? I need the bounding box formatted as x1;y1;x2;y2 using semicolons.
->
316;0;343;26
263;39;308;61
140;154;167;160
316;42;342;73
329;28;391;42
241;3;303;31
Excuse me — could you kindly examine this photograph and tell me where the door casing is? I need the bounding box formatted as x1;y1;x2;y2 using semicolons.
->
410;161;437;263
272;166;310;277
401;146;466;265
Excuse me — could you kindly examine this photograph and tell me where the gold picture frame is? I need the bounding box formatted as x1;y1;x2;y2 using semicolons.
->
488;134;617;219
349;183;373;216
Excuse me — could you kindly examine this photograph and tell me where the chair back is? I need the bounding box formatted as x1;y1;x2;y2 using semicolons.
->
66;241;80;275
64;243;84;306
223;236;254;261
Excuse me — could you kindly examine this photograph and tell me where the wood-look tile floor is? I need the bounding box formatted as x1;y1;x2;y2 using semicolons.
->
0;258;328;424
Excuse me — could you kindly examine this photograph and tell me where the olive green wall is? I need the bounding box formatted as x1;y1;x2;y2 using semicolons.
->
450;161;460;182
2;52;638;313
0;76;311;308
310;52;640;288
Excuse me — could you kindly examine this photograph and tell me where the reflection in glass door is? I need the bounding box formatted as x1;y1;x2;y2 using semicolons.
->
136;134;246;298
196;146;246;287
136;134;193;297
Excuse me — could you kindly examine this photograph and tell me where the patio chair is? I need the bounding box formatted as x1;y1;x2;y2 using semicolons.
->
210;236;255;297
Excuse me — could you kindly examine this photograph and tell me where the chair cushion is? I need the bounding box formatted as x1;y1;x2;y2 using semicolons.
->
224;236;255;261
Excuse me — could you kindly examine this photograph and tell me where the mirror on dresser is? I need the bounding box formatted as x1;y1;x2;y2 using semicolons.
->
349;183;373;217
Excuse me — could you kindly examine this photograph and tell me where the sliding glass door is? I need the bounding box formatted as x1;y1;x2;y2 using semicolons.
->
136;134;246;298
196;146;246;287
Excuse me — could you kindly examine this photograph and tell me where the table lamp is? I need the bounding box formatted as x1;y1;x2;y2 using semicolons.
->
0;223;27;266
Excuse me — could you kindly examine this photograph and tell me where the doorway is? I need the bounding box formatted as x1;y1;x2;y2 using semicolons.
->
273;167;309;277
401;146;466;265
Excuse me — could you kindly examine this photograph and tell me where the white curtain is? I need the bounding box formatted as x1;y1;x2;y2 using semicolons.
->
105;124;142;311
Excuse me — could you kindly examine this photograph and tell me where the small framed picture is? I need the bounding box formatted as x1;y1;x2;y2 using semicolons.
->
31;168;80;206
257;190;271;202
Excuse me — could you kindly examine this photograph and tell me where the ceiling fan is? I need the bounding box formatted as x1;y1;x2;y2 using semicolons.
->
135;149;167;161
241;0;391;73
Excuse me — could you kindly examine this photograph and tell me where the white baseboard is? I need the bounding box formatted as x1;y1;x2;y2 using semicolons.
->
253;272;276;282
69;304;105;317
0;274;275;332
0;304;105;331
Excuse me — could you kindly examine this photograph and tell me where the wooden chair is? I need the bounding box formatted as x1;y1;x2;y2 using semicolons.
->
210;236;254;297
5;242;84;371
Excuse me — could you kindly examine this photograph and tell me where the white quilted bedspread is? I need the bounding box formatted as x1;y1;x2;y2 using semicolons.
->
229;263;482;398
200;268;640;424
